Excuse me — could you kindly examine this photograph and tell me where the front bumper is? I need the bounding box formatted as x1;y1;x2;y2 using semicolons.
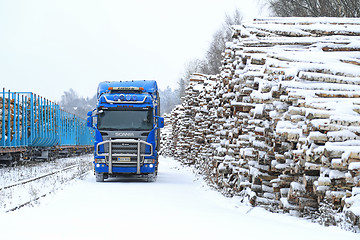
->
94;162;156;174
96;138;153;174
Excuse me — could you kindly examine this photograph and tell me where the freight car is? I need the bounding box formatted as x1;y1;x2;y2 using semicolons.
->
0;88;94;165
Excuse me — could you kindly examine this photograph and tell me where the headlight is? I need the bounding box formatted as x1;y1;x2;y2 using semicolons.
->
95;159;105;163
144;158;155;163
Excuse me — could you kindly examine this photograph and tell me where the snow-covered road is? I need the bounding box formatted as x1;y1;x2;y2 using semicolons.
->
0;156;358;240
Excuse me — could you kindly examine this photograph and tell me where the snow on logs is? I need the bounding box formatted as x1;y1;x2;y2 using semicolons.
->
163;17;360;227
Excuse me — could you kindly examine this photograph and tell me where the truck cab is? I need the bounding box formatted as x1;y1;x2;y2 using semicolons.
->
87;80;164;182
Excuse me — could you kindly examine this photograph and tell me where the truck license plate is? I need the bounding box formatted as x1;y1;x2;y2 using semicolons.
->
117;157;130;162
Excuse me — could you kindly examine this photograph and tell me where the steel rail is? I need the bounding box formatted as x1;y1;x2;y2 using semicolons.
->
0;164;81;191
4;167;90;213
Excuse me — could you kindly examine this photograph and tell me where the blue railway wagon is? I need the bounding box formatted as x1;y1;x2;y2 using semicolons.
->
0;89;93;162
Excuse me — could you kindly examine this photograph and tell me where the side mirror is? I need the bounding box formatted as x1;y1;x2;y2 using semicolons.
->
157;117;164;129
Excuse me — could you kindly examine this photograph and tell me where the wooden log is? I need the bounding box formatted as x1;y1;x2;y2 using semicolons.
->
297;197;318;210
288;182;306;201
303;175;317;191
322;46;360;52
280;197;299;211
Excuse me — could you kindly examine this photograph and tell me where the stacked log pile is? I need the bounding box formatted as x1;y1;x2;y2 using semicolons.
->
163;17;360;229
159;113;172;156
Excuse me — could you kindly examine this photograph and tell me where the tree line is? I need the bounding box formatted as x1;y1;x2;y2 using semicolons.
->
59;1;358;116
268;0;360;17
58;88;96;118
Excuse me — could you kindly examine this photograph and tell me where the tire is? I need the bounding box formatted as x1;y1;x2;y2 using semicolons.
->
96;172;104;182
147;173;157;182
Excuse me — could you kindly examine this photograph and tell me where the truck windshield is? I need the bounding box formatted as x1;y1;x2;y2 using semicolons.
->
97;109;153;131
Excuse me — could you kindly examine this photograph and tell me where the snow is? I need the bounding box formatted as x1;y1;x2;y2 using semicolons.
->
349;162;360;170
329;170;346;180
290;182;305;192
353;187;360;196
328;130;358;141
318;176;332;185
0;156;357;239
0;155;92;211
346;195;360;216
253;104;265;116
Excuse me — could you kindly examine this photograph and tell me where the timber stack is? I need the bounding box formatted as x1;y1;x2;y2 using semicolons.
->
163;17;360;230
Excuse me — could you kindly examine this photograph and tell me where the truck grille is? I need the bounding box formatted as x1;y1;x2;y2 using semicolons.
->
111;141;144;154
96;138;153;169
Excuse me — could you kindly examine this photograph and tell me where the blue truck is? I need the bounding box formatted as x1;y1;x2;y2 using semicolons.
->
87;80;164;182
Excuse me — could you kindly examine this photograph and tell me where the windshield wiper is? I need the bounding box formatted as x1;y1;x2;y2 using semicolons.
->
118;128;148;131
98;128;119;131
99;127;152;131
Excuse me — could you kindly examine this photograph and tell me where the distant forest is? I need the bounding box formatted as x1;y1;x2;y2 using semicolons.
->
58;88;97;119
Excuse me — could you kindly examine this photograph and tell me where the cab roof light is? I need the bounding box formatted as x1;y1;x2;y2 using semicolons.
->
108;87;144;91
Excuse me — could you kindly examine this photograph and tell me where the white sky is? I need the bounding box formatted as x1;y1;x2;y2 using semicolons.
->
0;0;268;101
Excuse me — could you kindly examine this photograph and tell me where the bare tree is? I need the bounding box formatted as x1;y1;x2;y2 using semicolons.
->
204;29;227;74
176;59;207;100
177;9;244;102
267;0;360;17
159;86;181;115
223;9;244;40
182;59;208;80
203;9;243;75
177;77;187;102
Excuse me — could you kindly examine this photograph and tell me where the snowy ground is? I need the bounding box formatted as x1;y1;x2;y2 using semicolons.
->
0;155;92;212
0;156;358;240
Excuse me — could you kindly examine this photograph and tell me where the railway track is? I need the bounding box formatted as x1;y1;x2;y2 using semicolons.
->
0;159;92;212
0;164;81;191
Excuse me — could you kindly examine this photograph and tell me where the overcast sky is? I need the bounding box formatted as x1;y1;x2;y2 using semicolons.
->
0;0;268;101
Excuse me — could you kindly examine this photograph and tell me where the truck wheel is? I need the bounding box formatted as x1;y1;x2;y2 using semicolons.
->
96;172;104;182
147;173;157;182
